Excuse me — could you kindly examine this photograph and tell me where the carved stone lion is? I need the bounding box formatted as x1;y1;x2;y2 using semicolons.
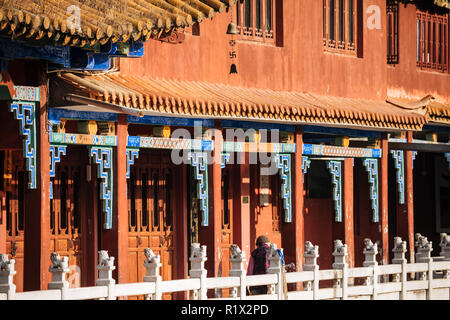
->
98;250;114;267
393;237;406;250
333;240;346;254
0;254;12;272
230;244;244;260
440;233;450;248
415;233;431;249
144;248;159;264
363;238;378;253
305;241;318;256
190;243;206;259
50;252;68;269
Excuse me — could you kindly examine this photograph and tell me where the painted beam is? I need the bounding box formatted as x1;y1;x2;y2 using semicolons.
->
388;140;450;153
127;115;214;127
127;136;213;151
49;132;117;146
302;125;383;138
222;141;296;153
100;41;144;58
221;119;296;132
303;144;382;158
48;108;118;124
0;38;70;67
422;124;450;133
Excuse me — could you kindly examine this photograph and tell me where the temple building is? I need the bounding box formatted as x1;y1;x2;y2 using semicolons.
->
0;0;449;298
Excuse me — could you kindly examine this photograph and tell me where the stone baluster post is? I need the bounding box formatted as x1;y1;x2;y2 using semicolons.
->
392;237;408;284
332;240;348;300
143;248;162;300
439;233;450;279
96;250;116;300
362;239;378;286
267;243;284;300
0;254;16;299
415;233;433;281
48;252;70;299
303;241;319;299
229;244;247;299
189;243;207;300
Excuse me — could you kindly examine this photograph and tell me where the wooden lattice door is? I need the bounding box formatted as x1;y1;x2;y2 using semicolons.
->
4;150;25;292
220;166;233;278
127;151;176;299
50;147;88;287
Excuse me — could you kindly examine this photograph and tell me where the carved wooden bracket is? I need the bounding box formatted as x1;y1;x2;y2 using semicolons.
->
153;30;186;44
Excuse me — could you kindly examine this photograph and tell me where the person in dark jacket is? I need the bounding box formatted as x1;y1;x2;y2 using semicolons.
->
247;235;271;295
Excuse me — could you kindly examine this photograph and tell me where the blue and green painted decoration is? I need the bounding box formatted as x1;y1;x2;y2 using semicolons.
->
275;154;293;223
10;86;40;190
327;160;342;222
90;147;114;230
189;152;209;227
390;150;405;205
49;145;67;199
363;158;379;223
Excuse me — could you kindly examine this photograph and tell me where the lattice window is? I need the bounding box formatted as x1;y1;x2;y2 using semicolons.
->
387;0;399;64
416;10;448;72
323;0;357;52
236;0;277;43
50;166;81;236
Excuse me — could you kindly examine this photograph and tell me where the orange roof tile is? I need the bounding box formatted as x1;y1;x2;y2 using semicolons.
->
57;72;428;131
0;0;235;47
426;101;450;125
386;96;450;126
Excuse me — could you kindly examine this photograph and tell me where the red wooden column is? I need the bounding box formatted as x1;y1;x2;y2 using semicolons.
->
380;135;389;265
23;81;51;290
343;158;354;268
232;152;251;263
117;114;129;282
203;121;222;277
0;191;6;254
395;132;415;262
175;163;188;299
293;127;305;271
405;132;415;262
101;114;128;283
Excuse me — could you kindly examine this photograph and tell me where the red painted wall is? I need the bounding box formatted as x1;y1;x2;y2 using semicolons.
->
119;1;449;102
387;4;450;101
304;199;334;270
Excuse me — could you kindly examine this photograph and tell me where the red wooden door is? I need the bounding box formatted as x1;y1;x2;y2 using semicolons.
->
5;150;25;291
220;166;233;277
127;150;176;299
50;146;98;287
50;148;83;287
250;164;282;251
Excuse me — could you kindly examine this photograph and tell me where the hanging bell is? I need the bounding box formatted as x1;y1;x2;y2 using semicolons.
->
226;22;238;35
229;63;238;74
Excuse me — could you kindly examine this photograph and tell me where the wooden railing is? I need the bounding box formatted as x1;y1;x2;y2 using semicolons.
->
1;234;450;300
